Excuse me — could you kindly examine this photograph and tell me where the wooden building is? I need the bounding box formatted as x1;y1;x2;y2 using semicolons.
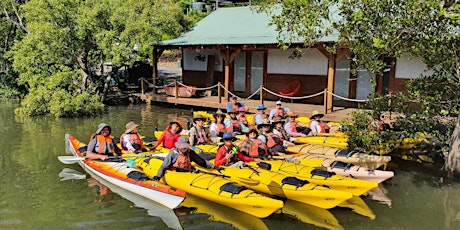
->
151;6;433;113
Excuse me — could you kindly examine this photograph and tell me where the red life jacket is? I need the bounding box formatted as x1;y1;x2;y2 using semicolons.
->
93;135;115;154
163;130;179;149
250;139;268;157
265;132;283;148
227;118;241;133
172;150;191;169
120;133;144;150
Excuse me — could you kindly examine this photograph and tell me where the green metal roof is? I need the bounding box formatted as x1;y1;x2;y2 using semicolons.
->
161;6;339;46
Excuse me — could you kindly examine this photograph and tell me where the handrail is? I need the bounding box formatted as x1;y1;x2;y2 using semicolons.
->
263;87;325;100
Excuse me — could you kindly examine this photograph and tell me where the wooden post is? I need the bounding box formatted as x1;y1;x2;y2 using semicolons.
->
218;82;222;104
224;64;230;101
259;85;263;105
152;49;158;94
323;88;328;114
174;80;178;99
141;78;144;95
326;52;336;113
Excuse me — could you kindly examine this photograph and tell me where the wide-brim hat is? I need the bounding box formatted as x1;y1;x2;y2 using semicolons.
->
276;100;282;105
256;104;267;110
286;111;299;117
238;107;246;112
228;108;238;114
272;117;286;124
96;123;111;134
175;136;191;149
169;120;184;128
125;121;140;133
193;115;206;123
222;132;237;141
310;110;324;119
257;119;273;129
213;109;227;119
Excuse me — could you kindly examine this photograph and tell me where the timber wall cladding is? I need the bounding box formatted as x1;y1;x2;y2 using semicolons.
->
183;70;224;87
266;74;327;104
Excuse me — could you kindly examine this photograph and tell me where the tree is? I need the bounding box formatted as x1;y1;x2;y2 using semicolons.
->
11;0;192;117
257;0;460;175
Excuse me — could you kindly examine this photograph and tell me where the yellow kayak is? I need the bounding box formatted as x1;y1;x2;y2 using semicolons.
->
196;163;353;209
285;144;391;170
134;157;283;218
249;160;378;196
294;135;348;149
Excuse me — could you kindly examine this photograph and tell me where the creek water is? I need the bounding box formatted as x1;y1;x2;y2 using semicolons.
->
0;100;459;230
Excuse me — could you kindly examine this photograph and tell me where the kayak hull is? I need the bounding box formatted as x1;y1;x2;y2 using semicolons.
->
64;134;186;209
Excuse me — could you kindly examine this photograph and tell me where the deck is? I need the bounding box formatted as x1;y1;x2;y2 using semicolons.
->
138;93;358;123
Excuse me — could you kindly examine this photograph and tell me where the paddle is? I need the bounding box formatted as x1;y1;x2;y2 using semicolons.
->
58;153;165;165
176;166;260;185
241;163;273;185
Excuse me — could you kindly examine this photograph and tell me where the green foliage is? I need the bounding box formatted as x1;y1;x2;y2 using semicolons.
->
9;0;192;117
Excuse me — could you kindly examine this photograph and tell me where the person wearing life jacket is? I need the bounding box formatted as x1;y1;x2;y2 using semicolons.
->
226;96;248;113
214;132;259;168
272;117;296;147
224;108;248;134
257;119;288;156
309;110;330;136
239;129;269;158
87;123;128;160
253;104;268;125
237;107;250;127
269;100;290;122
189;115;210;146
153;136;217;180
120;121;146;153
284;111;310;137
209;109;227;141
153;120;183;150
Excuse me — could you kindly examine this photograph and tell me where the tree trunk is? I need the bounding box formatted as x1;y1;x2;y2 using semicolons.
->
100;75;111;103
444;114;460;177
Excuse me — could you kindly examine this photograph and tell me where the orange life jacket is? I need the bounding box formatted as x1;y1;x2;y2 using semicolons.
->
239;115;249;126
172;150;192;170
289;121;298;133
217;123;227;137
265;132;283;148
273;108;285;119
227;118;241;133
120;133;144;150
252;113;268;124
93;135;115;154
308;120;330;133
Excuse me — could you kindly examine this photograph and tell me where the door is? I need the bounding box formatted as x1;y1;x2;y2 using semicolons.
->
233;51;264;96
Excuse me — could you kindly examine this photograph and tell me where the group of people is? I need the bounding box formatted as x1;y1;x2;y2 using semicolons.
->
84;97;332;182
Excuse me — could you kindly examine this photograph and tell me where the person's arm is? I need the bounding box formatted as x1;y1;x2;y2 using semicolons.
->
269;109;276;120
188;127;196;146
255;114;262;125
209;123;218;137
122;134;135;152
153;131;166;149
240;121;249;132
237;152;254;162
224;118;230;128
190;151;209;168
226;103;232;113
155;151;175;178
214;147;228;167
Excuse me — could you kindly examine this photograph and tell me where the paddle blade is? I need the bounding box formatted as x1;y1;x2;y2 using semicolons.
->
58;156;85;164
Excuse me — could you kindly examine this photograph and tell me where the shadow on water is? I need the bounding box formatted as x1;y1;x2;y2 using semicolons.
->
2;100;460;229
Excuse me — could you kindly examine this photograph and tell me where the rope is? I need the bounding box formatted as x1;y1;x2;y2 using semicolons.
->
177;81;219;91
263;87;325;99
244;88;261;100
219;85;242;100
327;91;368;102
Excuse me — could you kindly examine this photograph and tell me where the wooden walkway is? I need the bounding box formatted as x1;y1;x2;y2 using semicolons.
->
138;93;358;122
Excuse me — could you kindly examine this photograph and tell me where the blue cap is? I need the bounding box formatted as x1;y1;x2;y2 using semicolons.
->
256;104;267;110
222;132;236;141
